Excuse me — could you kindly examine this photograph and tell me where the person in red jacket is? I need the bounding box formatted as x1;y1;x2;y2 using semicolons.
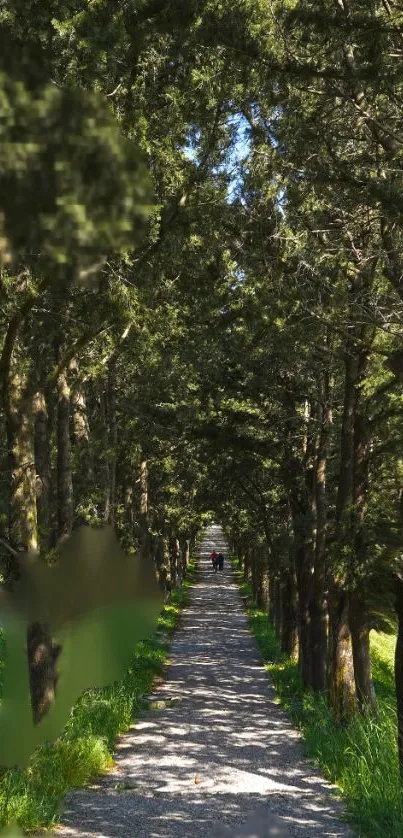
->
210;550;218;572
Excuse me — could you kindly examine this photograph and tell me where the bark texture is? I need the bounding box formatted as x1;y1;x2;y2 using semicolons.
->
280;566;298;659
104;358;117;526
33;390;52;549
27;622;61;724
57;368;73;542
329;340;358;719
7;372;38;553
349;594;377;712
310;388;331;692
328;587;356;724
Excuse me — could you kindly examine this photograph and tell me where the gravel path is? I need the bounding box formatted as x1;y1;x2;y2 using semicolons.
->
55;525;353;838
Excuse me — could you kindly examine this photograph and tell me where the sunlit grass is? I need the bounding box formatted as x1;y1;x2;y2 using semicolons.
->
0;561;196;832
234;567;402;838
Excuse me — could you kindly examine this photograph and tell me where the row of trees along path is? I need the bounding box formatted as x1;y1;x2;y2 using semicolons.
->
53;526;352;838
3;0;403;821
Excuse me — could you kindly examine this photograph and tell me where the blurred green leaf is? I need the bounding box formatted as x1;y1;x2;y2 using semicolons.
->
0;526;163;767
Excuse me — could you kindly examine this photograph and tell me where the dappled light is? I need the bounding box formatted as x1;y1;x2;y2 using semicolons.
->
56;528;351;838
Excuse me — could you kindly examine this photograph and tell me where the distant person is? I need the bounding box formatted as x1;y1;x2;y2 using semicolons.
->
217;552;224;571
210;550;218;572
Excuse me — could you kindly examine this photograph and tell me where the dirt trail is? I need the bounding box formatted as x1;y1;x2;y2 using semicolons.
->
55;525;353;837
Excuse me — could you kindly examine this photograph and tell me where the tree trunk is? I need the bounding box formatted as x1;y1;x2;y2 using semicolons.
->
33;390;52;550
254;545;268;608
6;373;38;553
284;405;315;689
166;537;178;588
154;535;166;583
243;549;250;583
72;387;90;444
274;578;282;638
104;358;117;526
184;538;190;569
250;548;256;600
280;565;298;659
175;537;183;583
310;385;331;692
288;468;314;688
268;570;276;625
169;536;180;588
139;458;148;518
57;368;73;542
125;484;134;533
27;622;61;724
329;344;358;718
180;536;190;578
251;548;259;604
295;544;313;688
349;593;377;712
138;456;149;557
97;385;110;520
350;349;376;710
328;586;356;723
336;350;358;524
70;363;94;507
310;596;328;693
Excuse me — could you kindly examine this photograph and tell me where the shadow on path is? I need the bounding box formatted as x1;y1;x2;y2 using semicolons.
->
56;525;353;838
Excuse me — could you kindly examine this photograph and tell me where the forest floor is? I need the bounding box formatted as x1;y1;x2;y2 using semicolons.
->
52;525;352;838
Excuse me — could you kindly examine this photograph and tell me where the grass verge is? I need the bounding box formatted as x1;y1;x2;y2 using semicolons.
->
0;562;196;833
234;568;402;838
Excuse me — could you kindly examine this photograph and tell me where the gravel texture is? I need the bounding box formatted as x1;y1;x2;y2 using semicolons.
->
54;525;354;838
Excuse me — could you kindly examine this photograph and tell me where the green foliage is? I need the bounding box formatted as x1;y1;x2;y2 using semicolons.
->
0;78;152;280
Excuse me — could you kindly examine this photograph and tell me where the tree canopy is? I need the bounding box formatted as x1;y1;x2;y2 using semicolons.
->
2;0;403;783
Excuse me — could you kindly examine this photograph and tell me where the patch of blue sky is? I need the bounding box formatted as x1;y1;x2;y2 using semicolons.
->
224;113;252;203
182;126;201;161
181;113;252;202
181;110;285;214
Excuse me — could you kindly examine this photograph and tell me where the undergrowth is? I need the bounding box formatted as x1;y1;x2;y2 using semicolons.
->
235;568;402;838
0;563;195;833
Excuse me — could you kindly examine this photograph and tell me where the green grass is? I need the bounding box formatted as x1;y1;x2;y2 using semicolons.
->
0;562;196;833
235;569;403;838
